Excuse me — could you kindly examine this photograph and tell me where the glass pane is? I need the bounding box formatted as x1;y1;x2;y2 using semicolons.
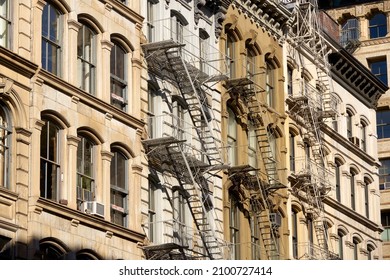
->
42;5;49;38
49;5;59;42
40;123;48;159
0;18;8;47
48;121;58;162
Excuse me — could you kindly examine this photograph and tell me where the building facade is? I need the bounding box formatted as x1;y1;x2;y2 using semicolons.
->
322;0;390;260
0;0;146;259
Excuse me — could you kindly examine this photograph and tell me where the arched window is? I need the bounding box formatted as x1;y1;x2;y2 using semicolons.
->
364;177;371;218
360;120;367;152
39;238;69;260
346;110;353;140
335;160;342;202
170;11;187;44
248;121;257;171
228;108;237;166
110;149;128;226
265;60;275;107
353;237;360;260
229;194;240;259
0;105;11;189
337;229;345;259
76;135;95;209
340;18;359;47
289;132;295;172
367;244;375;260
77;24;96;94
369;13;387;39
0;0;11;48
226;33;236;78
110;43;127;111
246;43;256;79
40;119;61;201
350;169;357;211
41;3;62;75
292;209;298;259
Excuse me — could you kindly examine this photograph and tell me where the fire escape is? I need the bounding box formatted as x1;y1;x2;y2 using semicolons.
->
284;0;339;259
224;57;285;260
141;19;227;260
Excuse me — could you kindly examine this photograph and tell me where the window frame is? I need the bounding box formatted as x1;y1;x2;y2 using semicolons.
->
110;43;128;111
76;135;95;209
369;13;387;39
229;194;240;259
110;149;129;227
335;160;342;202
369;58;388;86
0;0;11;48
265;61;275;108
40;119;61;201
41;3;62;76
227;108;237;166
350;170;356;211
77;24;96;94
379;158;390;190
340;18;359;47
0;105;11;189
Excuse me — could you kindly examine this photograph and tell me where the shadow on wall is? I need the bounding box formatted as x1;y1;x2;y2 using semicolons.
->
0;236;103;260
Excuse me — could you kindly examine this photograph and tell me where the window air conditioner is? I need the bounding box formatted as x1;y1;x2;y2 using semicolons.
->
81;201;105;218
269;213;282;227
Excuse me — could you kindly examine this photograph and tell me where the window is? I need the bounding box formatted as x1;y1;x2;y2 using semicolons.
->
287;67;293;96
292;210;298;259
148;180;158;242
379;159;390;190
230;195;240;259
40;119;60;201
289;133;295;172
367;245;374;260
172;99;186;141
246;46;256;79
248;122;257;170
77;24;96;94
369;13;387;39
41;3;61;75
340;18;359;47
199;29;209;75
360;120;367;152
171;12;185;44
0;0;11;48
346;110;353;140
146;0;156;42
0;106;10;189
337;230;344;259
228;108;237;166
335;160;341;202
265;62;275;107
381;211;390;241
110;150;128;226
369;58;388;86
353;237;359;260
148;86;158;138
110;44;127;111
226;34;236;78
250;211;260;260
377;110;390;138
76;136;95;209
307;217;314;256
173;189;187;246
364;179;370;218
350;170;356;211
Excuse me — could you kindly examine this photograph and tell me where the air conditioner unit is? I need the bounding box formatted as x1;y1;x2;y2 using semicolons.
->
269;213;282;227
81;201;105;218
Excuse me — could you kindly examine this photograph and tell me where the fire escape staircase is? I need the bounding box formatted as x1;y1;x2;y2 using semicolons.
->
284;0;338;260
141;40;226;260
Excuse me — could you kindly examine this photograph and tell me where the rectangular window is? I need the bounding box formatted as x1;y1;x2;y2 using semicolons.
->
147;0;155;42
248;122;257;171
76;136;95;209
230;195;240;259
287;67;293;96
377;110;390;139
0;0;11;48
148;181;157;242
77;25;96;94
381;211;390;241
289;133;295;172
369;13;387;39
110;44;127;111
335;162;341;202
41;4;61;75
0;109;10;189
110;151;128;226
369;58;388;86
340;18;359;47
266;62;274;107
228;108;237;166
351;173;356;210
379;159;390;190
292;211;298;259
250;213;260;260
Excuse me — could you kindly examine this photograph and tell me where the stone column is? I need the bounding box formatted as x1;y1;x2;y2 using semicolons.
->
67;19;82;86
66;135;80;209
101;39;114;104
101;150;113;220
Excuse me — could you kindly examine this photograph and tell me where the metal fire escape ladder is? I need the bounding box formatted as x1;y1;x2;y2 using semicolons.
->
142;40;225;260
285;0;337;259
